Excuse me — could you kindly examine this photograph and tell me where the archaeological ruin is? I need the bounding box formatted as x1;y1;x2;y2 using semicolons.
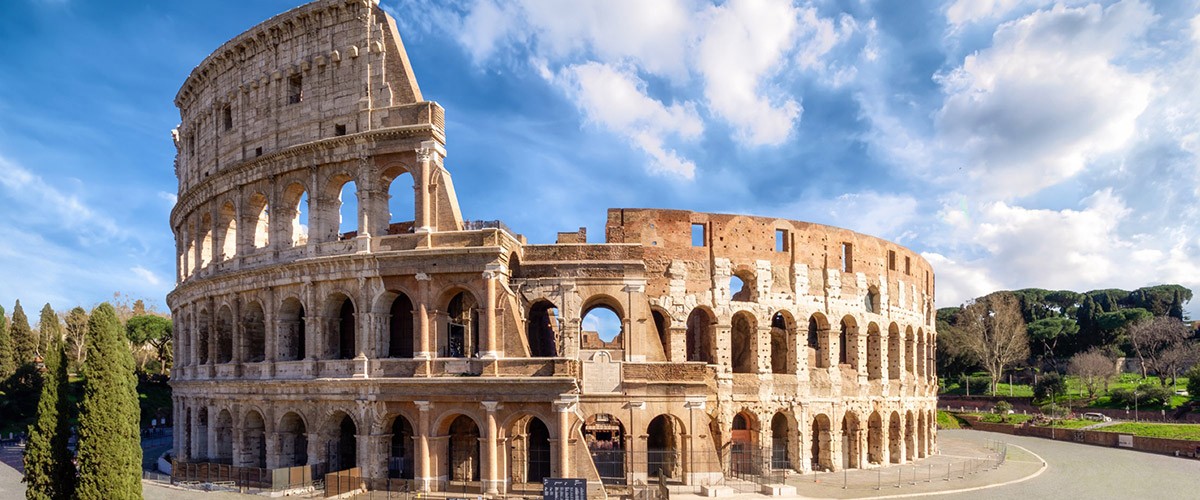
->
167;0;938;495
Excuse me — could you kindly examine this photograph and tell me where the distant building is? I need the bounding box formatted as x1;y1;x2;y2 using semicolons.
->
168;0;938;495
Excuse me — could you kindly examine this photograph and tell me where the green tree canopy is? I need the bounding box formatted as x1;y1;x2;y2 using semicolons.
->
11;300;37;366
37;304;61;359
0;304;13;379
22;339;76;500
64;307;88;373
75;303;142;499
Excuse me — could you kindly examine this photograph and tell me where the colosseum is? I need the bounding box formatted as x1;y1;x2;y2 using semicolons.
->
167;0;938;496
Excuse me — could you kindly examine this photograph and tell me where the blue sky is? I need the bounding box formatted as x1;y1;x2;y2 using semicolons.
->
1;0;1198;318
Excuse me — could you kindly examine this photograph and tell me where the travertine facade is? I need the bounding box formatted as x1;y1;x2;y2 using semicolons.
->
168;0;937;495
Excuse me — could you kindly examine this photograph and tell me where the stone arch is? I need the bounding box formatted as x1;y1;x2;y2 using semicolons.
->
866;322;882;381
278;411;309;467
445;414;481;482
917;410;928;458
647;414;684;480
323;410;359;471
508;414;553;485
195;407;210;461
889;411;903;464
278;296;306;361
280;181;309;247
198;212;213;269
215;409;234;464
770;311;797;374
730;311;757;374
527;300;559;357
382;164;416;234
650;307;671;361
444;290;480;358
582;414;626;484
730;410;759;475
241;300;266;362
382;291;415;358
811;414;833;472
324;292;357;360
322;170;359;241
905;326;915;375
841;411;861;470
729;267;757;302
888;323;901;380
808;313;831;369
839;315;860;370
770;412;794;471
215;304;234;364
218;200;237;260
386;413;415;479
685;307;716;364
197;307;211;365
865;285;880;314
241;410;267;468
247;191;270;249
867;411;884;465
580;295;624;351
904;410;916;461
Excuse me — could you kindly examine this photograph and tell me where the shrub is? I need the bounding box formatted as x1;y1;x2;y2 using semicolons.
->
1040;402;1069;419
1110;383;1173;408
1186;364;1200;401
1033;372;1067;402
993;401;1014;422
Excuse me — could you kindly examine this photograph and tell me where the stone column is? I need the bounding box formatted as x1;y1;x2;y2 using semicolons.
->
415;273;433;360
553;397;577;478
414;144;433;233
482;401;501;494
415;401;433;492
265;431;281;469
481;268;500;359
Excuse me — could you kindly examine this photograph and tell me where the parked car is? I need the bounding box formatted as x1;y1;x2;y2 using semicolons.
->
1083;412;1112;422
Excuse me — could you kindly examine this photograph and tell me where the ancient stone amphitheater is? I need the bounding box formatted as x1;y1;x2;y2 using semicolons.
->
167;0;938;495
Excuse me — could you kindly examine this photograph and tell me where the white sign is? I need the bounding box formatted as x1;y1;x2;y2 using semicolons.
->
1118;434;1133;448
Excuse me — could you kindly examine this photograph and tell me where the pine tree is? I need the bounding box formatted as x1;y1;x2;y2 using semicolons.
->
1168;291;1184;320
75;303;142;499
38;304;61;359
0;304;14;379
11;300;37;366
22;339;76;500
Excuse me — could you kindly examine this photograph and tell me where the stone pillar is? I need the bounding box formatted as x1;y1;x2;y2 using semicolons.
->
265;431;281;469
757;325;772;375
481;268;500;359
553;397;577;478
415;273;433;360
415;401;433;492
414;144;434;233
482;401;500;494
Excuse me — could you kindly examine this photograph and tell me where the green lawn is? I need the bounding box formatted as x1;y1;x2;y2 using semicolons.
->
972;412;1035;425
940;372;1191;411
1045;418;1094;429
1100;422;1200;441
937;410;965;429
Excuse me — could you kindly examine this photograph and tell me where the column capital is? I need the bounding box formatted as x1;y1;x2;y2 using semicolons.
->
414;401;433;412
415;272;431;281
481;401;501;413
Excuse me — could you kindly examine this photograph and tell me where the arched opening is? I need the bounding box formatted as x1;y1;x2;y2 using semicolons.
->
771;413;791;470
242;411;266;468
279;298;306;361
904;411;916;461
446;292;479;358
525;418;552;483
197;308;211;365
866;323;882;381
917;328;927;379
282;183;309;247
811;414;832;472
730;412;757;475
647;415;681;480
580;304;622;351
808;314;829;369
336;179;358;239
447;415;481;482
730;269;756;302
388;293;414;358
905;327;916;375
242;301;266;363
770;312;795;374
195;407;210;461
248;192;269;249
841;412;860;470
526;301;559;357
332;297;356;360
685;308;715;364
888;323;901;380
199;213;213;269
279;412;308;467
584;414;625;485
216;305;233;364
889;411;902;464
864;285;880;314
215;409;234;464
386;170;415;234
731;312;756;374
219;201;237;260
867;412;884;465
917;410;928;458
328;413;357;471
839;316;859;370
651;309;670;360
389;416;415;479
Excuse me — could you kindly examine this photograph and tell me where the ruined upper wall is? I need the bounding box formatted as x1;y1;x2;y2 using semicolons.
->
172;0;428;195
606;208;935;321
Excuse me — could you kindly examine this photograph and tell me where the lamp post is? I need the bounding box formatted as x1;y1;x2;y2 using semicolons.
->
1133;389;1139;422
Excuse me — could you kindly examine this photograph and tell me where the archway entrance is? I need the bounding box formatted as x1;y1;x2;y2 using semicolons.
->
868;412;884;465
647;414;682;480
278;412;308;467
389;416;414;479
771;413;791;470
242;411;266;468
583;414;625;485
526;418;552;483
811;415;832;472
448;415;481;482
328;414;357;471
730;412;758;476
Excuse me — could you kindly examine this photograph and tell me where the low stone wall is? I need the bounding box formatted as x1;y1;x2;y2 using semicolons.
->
962;418;1200;459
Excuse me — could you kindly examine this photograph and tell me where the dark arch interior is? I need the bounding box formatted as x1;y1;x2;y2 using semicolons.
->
527;301;558;357
389;293;414;358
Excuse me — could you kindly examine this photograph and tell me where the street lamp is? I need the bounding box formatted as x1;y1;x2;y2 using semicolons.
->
1133;389;1139;422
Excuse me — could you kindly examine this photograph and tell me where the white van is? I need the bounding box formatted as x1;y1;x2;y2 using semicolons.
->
1083;412;1112;422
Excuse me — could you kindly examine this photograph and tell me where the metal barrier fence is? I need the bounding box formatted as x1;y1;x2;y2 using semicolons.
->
170;460;326;493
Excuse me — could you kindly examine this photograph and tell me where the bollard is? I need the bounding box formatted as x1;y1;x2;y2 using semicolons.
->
877;467;882;490
945;463;951;481
843;468;848;489
897;468;902;488
928;464;932;482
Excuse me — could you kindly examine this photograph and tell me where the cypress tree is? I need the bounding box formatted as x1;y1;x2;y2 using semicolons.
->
11;300;37;366
38;304;61;359
22;339;76;500
75;303;142;499
0;304;14;379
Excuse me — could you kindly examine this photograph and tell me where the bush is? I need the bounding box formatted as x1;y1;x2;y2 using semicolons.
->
1033;372;1067;402
1040;402;1069;419
1110;383;1173;408
1187;364;1200;400
958;374;992;394
993;401;1014;422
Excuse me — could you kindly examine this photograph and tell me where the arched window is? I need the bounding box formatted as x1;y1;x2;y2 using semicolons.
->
527;301;558;357
581;305;622;350
730;269;757;302
283;183;309;247
219;201;237;260
808;314;828;369
248;193;269;249
651;309;670;360
335;298;356;360
279;298;306;361
337;180;358;239
685;308;715;364
731;312;756;373
866;323;882;380
865;285;880;314
447;292;479;358
242;301;266;363
198;213;213;269
887;323;901;380
770;312;794;374
386;170;415;234
216;305;234;364
525;418;552;483
196;308;211;365
388;294;414;358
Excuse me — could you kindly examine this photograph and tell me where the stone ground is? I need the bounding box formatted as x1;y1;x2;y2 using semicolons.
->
1;429;1197;498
